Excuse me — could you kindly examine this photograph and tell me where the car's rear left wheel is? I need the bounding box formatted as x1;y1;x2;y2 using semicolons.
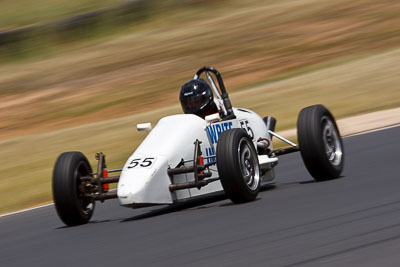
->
297;104;344;181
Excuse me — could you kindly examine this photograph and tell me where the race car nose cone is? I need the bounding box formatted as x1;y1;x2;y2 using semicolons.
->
117;157;173;207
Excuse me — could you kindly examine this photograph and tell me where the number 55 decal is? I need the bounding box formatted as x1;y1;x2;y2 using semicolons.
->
127;157;156;169
240;120;254;140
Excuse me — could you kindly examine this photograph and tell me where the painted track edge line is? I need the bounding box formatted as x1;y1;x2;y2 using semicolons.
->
342;123;400;138
0;189;118;218
0;203;54;218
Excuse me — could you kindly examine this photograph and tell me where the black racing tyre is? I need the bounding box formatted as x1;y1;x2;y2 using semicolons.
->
297;104;344;181
216;128;260;203
52;152;95;226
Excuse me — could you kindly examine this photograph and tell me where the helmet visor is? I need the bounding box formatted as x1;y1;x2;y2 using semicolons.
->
181;91;210;114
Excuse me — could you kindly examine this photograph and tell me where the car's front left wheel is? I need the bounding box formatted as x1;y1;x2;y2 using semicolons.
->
216;128;260;203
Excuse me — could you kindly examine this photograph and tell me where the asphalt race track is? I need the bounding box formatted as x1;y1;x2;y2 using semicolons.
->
1;126;400;267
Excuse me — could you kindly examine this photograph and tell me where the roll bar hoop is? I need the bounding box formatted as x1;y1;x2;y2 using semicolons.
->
194;66;235;119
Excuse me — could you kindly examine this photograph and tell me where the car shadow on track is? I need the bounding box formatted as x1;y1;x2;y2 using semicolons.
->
56;218;123;229
122;183;278;222
121;192;227;222
54;183;281;227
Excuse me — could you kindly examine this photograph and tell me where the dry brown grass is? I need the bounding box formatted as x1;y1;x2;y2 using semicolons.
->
1;0;399;138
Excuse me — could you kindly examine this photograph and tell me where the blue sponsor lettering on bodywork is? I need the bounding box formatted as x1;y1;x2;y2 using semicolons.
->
205;121;234;165
206;121;233;145
205;146;216;164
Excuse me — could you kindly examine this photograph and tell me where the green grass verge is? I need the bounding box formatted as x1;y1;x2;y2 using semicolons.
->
0;0;225;63
1;0;125;29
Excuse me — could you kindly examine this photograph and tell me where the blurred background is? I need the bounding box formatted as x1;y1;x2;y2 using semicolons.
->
0;0;399;214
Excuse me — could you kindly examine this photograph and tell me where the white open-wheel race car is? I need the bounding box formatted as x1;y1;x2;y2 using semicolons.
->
52;66;344;226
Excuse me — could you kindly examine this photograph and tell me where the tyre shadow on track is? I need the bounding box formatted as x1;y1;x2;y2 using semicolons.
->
216;184;276;208
299;175;346;184
282;175;345;186
260;183;277;191
298;179;317;184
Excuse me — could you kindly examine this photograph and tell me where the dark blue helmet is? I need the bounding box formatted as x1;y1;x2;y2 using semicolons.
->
179;79;218;118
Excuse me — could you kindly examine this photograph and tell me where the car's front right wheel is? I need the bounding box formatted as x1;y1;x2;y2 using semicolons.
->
53;151;95;226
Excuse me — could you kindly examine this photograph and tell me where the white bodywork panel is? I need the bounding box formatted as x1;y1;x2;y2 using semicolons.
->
117;108;276;208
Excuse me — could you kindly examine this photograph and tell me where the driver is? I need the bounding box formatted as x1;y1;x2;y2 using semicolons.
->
179;79;218;119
